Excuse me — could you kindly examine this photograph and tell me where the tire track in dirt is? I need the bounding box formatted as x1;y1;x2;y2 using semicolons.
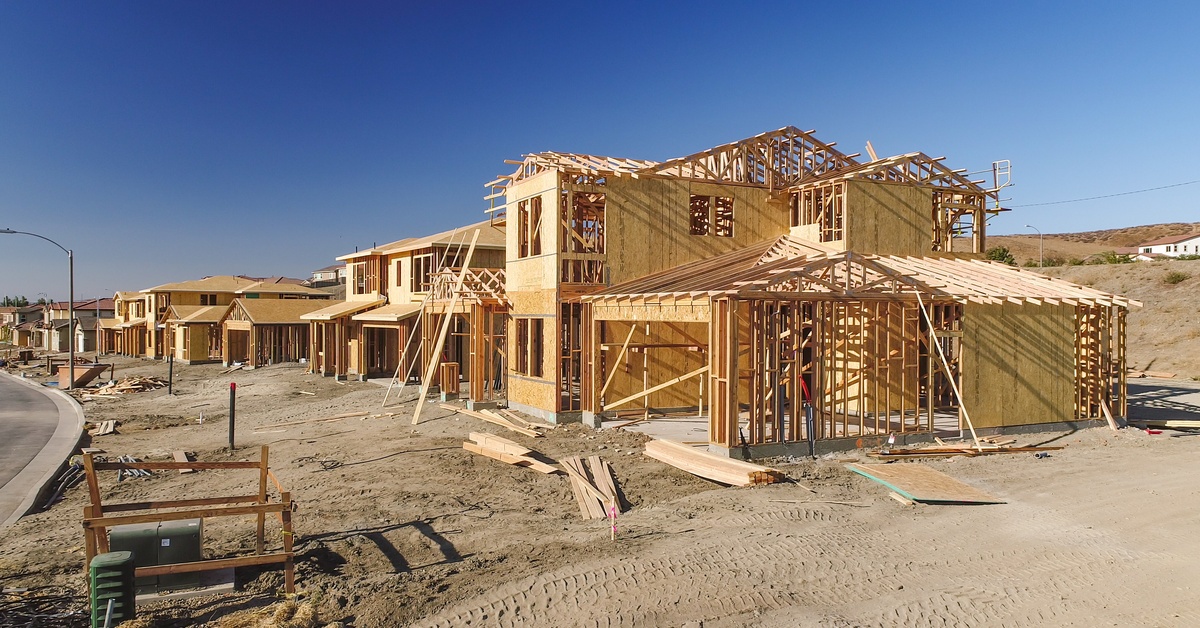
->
414;507;914;627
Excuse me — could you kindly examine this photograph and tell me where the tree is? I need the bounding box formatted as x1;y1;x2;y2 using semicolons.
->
985;246;1016;266
1;295;29;307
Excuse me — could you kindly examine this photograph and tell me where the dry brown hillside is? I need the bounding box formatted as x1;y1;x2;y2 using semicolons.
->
1040;258;1200;379
989;222;1200;265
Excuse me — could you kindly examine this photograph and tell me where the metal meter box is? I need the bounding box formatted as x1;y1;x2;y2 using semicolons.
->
157;519;203;591
108;522;158;594
109;519;204;594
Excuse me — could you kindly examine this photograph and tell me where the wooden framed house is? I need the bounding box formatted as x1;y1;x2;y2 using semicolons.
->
302;220;505;383
219;298;332;368
134;277;331;360
479;126;1135;456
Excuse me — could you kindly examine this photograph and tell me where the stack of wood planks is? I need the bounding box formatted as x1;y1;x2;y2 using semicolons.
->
440;403;547;438
643;439;785;487
462;432;560;474
88;420;117;437
561;456;620;520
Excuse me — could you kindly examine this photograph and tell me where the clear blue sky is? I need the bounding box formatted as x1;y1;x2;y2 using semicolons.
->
2;1;1197;300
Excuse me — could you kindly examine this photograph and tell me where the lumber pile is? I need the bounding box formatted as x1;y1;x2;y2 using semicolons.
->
871;437;1064;459
440;403;544;438
1128;419;1200;430
643;439;784;487
87;376;167;397
462;432;560;474
88;420;117;437
561;456;620;520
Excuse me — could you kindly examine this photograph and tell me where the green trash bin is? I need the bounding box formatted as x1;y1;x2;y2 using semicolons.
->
89;550;135;628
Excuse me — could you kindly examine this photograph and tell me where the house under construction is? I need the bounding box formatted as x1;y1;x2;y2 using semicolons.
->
448;126;1139;457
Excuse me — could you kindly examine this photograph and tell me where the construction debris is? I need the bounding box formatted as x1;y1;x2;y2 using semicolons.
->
78;376;167;399
174;450;195;474
462;432;560;474
88;420;117;437
441;403;543;438
871;442;1065;459
643;439;784;487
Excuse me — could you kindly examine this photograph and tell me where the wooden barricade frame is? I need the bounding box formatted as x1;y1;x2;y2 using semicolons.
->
81;445;295;594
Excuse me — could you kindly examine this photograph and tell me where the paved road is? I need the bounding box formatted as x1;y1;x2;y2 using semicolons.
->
0;375;59;488
0;374;81;526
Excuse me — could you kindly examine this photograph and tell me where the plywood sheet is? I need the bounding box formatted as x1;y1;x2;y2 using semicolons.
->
847;463;1004;504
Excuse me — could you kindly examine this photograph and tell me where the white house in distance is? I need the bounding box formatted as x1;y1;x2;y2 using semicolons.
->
1139;233;1200;257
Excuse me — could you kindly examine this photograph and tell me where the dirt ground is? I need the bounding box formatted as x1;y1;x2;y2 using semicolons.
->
2;354;1200;627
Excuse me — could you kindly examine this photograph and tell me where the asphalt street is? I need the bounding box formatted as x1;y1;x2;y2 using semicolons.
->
0;375;60;512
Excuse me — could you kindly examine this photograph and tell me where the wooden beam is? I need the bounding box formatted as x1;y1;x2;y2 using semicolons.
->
603;365;710;411
413;230;480;424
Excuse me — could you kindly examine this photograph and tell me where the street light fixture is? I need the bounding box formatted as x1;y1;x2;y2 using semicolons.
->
2;228;75;389
1024;224;1043;268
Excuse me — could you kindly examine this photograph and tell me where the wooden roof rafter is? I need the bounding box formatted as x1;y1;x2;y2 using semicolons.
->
790;151;999;205
638;126;860;191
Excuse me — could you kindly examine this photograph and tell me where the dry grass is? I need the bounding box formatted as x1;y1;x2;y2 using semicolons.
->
990;221;1200;265
214;600;325;628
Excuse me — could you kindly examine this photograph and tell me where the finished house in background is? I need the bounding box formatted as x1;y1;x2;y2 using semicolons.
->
108;276;332;363
466;126;1137;458
1137;233;1200;257
302;219;505;384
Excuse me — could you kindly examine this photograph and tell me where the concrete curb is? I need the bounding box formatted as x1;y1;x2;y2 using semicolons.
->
0;372;86;528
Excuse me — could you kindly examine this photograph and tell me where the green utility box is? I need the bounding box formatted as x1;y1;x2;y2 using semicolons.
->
89;551;135;627
109;519;204;594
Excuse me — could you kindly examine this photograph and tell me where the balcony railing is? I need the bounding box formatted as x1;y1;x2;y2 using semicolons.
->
429;267;508;306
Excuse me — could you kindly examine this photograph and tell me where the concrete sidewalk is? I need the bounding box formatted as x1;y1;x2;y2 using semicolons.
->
0;371;85;527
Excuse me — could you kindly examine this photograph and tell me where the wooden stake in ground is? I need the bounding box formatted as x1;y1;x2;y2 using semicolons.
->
412;230;479;425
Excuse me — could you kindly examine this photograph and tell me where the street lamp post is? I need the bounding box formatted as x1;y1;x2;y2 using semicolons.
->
1024;224;1043;268
2;229;75;389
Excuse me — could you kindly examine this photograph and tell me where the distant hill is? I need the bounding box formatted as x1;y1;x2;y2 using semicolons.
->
989;222;1200;265
1041;258;1200;379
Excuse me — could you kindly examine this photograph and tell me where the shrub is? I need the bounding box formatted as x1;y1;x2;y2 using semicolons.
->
1176;254;1200;261
1164;271;1190;285
985;246;1016;265
1088;250;1134;265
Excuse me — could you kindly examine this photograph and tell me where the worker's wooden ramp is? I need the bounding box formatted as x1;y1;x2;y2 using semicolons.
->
847;463;1004;504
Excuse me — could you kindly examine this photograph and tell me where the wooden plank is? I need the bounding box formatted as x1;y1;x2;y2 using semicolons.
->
847;463;1004;504
1127;419;1200;430
1100;399;1119;431
84;502;287;528
604;365;709;411
102;494;262;513
92;461;262;471
643;439;784;487
587;456;620;511
459;407;542;437
563;457;606;519
174;451;194;474
413;231;480;424
135;552;291;577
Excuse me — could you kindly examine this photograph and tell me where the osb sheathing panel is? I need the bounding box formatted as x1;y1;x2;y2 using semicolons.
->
600;321;708;409
961;302;1075;428
846;180;933;257
508;375;557;411
508;290;558;317
604;177;787;285
506;170;559;258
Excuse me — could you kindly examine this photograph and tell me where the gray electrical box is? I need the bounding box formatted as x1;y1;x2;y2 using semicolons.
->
109;519;204;594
